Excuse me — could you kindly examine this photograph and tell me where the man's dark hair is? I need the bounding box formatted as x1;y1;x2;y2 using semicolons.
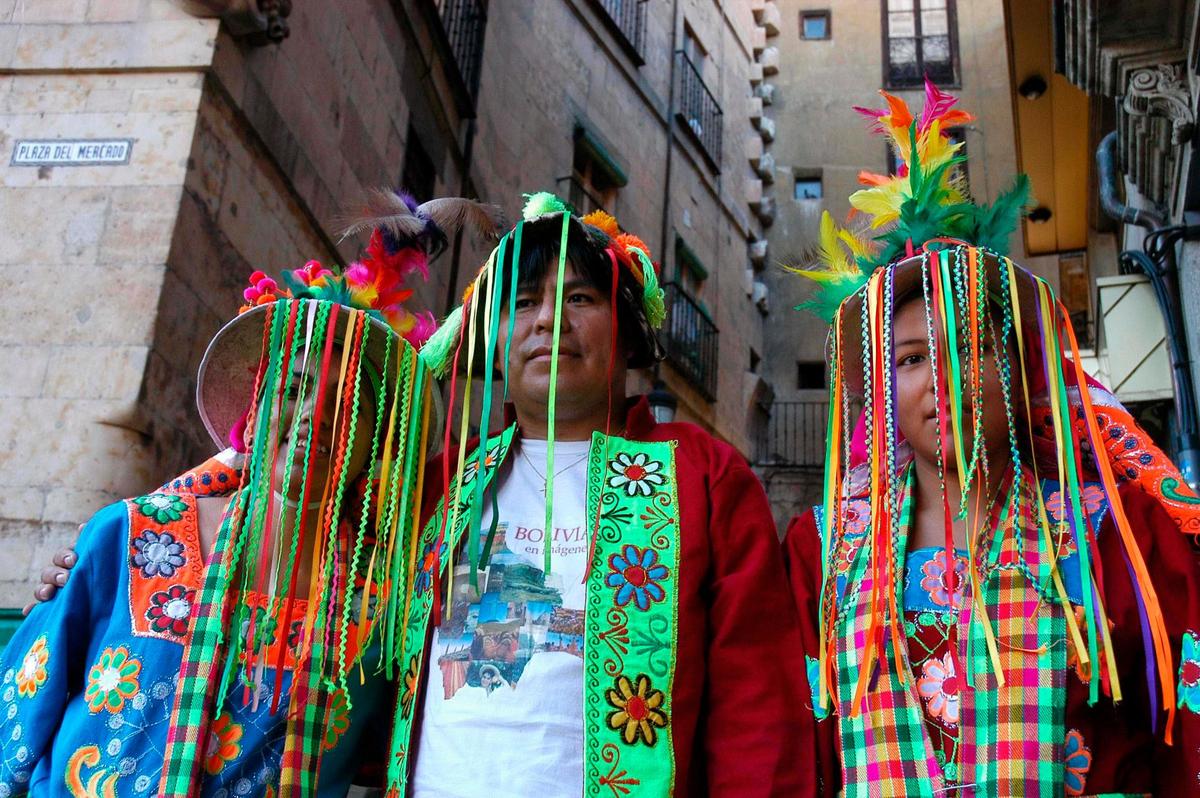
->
495;215;662;369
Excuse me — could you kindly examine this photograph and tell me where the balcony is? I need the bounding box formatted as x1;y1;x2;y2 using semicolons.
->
675;50;724;171
592;0;648;64
428;0;488;116
661;282;718;400
755;399;830;468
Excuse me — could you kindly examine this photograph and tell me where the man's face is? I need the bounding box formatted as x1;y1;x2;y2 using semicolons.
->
497;261;626;423
273;348;377;497
892;296;1011;472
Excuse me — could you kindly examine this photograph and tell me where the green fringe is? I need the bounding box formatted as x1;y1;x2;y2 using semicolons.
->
631;247;666;328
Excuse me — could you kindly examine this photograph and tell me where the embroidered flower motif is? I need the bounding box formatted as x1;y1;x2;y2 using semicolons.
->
606;545;670;611
606;453;665;497
840;499;870;538
287;619;305;652
145;585;195;637
400;656;421;717
916;651;961;726
1045;485;1106;523
133;493;188;524
805;655;829;722
238;606;278;647
414;541;447;596
605;674;668;746
919;550;968;608
131;529;186;578
85;647;141;714
204;711;244;775
461;445;502;486
323;690;351;751
1177;630;1200;713
1063;729;1092;796
834;534;868;577
15;637;48;698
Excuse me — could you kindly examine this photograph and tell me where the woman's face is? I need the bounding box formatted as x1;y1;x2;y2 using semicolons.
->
271;346;378;498
891;295;1013;474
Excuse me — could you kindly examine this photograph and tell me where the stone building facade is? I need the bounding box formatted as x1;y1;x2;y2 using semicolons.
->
754;0;1044;529
0;0;774;607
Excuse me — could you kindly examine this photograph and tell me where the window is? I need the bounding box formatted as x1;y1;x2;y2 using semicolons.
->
401;125;436;203
794;176;823;200
883;0;958;88
564;127;626;214
797;361;827;391
675;236;708;298
682;23;708;76
800;10;830;39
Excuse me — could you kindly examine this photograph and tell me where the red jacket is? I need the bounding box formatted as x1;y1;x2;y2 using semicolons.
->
410;395;814;796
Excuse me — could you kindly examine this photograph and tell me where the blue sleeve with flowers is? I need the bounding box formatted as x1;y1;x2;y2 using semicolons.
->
0;500;125;794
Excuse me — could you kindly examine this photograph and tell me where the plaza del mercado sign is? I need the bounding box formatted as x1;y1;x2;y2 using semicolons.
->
10;139;133;166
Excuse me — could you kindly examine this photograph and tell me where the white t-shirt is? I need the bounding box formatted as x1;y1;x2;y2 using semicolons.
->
411;438;591;798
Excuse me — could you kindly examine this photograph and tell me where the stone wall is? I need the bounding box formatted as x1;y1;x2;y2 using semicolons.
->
0;0;774;605
0;1;216;606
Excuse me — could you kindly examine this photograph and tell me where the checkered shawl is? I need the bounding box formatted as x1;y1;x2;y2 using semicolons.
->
833;467;1066;796
158;489;244;795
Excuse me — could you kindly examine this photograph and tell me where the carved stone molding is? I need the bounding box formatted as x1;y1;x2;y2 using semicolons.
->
1118;62;1194;209
174;0;292;45
1124;63;1196;143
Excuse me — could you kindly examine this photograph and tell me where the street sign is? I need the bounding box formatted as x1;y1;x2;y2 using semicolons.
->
10;139;133;167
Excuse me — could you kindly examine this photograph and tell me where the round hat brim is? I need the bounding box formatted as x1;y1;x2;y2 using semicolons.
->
196;302;408;451
833;250;1045;396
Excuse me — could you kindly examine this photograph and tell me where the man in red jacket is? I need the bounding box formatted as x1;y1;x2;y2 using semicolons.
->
32;193;812;797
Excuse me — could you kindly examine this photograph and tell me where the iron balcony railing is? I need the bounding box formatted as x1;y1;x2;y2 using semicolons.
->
675;50;723;170
661;282;718;400
432;0;488;112
756;399;831;468
593;0;648;63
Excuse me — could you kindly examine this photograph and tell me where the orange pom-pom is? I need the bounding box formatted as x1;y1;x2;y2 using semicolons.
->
614;232;651;262
582;209;620;238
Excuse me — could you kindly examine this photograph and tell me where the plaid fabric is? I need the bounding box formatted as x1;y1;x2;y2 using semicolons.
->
836;478;940;796
385;425;517;796
158;492;243;796
834;467;1067;796
963;485;1065;794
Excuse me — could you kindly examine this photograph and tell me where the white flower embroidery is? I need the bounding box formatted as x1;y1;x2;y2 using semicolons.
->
606;452;665;497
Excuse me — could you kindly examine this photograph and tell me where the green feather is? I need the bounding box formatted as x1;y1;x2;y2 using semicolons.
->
418;304;463;378
522;191;569;221
967;173;1031;255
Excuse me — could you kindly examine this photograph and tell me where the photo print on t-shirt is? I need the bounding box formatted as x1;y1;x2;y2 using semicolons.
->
434;523;586;700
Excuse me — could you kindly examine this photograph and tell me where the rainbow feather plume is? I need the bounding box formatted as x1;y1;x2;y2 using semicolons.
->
787;211;875;323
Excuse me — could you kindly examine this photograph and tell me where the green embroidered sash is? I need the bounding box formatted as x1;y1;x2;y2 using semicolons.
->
385;424;517;793
584;435;680;797
384;431;681;797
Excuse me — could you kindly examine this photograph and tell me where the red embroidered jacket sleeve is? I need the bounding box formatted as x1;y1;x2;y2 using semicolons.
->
1089;483;1200;794
782;509;841;797
702;449;814;797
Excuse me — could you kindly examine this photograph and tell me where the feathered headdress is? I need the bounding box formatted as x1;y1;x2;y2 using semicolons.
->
792;79;1032;322
241;189;504;347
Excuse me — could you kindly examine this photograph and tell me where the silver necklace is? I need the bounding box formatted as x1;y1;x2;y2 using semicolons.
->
519;448;589;497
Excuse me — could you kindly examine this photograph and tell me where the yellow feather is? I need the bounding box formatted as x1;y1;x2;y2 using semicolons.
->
849;180;906;228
